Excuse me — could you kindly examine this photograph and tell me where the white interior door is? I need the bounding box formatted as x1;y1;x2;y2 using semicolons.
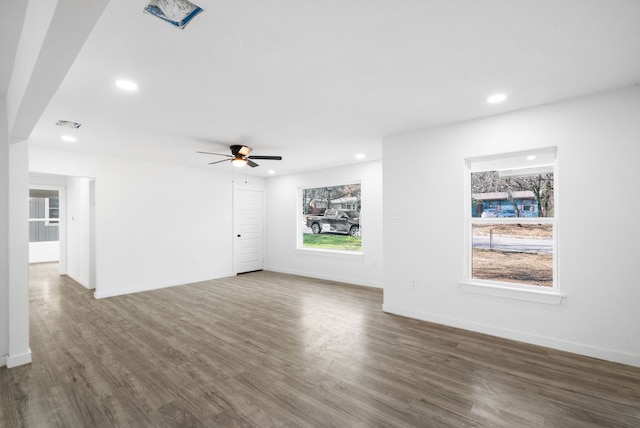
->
233;188;264;274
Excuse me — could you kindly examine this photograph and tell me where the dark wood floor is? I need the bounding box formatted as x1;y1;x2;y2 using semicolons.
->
1;263;639;427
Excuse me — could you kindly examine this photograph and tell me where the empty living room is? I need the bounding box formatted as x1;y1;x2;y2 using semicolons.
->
2;1;639;427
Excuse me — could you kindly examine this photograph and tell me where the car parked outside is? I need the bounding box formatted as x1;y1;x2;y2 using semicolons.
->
498;208;516;217
305;209;360;236
481;209;498;218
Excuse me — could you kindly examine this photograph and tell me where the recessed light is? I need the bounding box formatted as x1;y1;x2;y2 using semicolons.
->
115;80;138;91
60;135;76;142
527;155;536;161
355;153;365;160
268;170;276;174
487;93;507;104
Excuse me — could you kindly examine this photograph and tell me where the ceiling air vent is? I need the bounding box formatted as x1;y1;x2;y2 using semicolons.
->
56;120;81;129
143;0;203;29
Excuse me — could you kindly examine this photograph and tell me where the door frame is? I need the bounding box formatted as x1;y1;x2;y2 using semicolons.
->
29;174;96;291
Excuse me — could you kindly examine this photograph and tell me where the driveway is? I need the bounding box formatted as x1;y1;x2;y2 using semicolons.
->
473;235;553;254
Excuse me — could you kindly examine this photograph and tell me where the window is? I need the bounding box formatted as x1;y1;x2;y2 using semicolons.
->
462;148;562;304
299;183;362;253
29;189;60;243
46;197;60;226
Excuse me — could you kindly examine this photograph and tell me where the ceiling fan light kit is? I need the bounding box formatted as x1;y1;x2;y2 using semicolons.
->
231;157;247;167
197;145;282;168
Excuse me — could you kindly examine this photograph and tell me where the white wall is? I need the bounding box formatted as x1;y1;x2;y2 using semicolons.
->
382;86;640;367
66;176;92;288
30;146;261;298
8;139;30;367
0;99;9;366
28;242;59;264
265;161;383;288
30;172;67;186
0;104;29;369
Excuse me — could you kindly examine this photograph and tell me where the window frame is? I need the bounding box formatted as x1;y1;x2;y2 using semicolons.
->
44;197;60;226
459;147;564;305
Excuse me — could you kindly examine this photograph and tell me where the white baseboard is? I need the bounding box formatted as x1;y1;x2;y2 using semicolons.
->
6;348;32;368
265;266;382;289
94;272;235;299
65;272;91;289
383;304;640;368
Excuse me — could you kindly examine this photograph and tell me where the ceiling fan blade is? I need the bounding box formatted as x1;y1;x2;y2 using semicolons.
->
248;155;282;160
197;151;232;157
208;159;230;165
247;160;259;168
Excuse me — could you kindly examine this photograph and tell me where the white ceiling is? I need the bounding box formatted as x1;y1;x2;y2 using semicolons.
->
24;0;640;176
0;0;27;96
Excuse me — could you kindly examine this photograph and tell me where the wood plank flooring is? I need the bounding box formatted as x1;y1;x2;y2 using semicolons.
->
1;262;639;427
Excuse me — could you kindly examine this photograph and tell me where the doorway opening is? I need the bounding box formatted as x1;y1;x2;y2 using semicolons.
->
29;187;61;263
29;174;96;291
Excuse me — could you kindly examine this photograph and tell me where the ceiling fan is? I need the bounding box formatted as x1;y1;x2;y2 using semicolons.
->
197;145;282;168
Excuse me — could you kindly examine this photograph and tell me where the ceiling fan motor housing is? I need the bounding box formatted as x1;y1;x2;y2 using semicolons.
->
231;145;252;157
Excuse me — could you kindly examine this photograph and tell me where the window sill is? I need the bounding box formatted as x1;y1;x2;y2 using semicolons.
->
296;247;363;258
458;280;565;305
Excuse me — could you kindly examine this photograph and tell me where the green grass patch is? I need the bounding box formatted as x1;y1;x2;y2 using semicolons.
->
303;233;362;251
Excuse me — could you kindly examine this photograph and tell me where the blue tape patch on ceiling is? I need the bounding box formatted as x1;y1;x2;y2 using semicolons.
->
144;0;203;29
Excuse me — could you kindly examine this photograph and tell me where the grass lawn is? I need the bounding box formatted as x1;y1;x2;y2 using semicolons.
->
303;233;362;251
